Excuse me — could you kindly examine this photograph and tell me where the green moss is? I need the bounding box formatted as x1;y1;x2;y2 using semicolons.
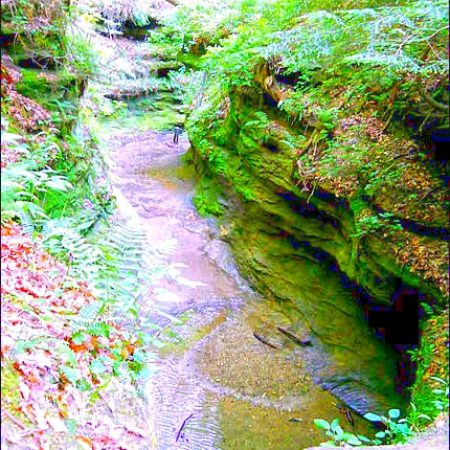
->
97;92;185;134
16;69;79;97
193;177;224;217
178;53;204;70
153;60;183;71
15;68;82;122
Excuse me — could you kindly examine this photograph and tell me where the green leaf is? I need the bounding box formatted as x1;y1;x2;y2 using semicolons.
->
72;331;86;345
375;431;386;439
388;409;400;419
45;178;72;191
314;419;331;430
60;345;77;367
90;358;107;375
330;418;340;431
364;412;382;422
357;434;372;443
430;376;447;385
346;435;362;445
88;321;111;338
76;379;91;392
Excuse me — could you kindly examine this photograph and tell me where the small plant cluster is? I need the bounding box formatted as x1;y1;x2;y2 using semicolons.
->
363;409;414;444
314;408;410;447
314;396;449;448
313;417;372;447
428;377;449;413
407;309;450;421
193;178;225;217
1;116;111;229
352;211;403;239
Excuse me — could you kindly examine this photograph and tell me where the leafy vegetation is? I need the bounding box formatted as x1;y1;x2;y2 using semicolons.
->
1;1;159;447
314;405;445;447
313;417;373;447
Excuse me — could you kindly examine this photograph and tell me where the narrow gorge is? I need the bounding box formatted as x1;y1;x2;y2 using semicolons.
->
1;1;448;449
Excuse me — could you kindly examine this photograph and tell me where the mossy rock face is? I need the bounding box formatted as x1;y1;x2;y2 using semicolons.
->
220;197;406;413
98;93;185;134
178;53;204;70
188;93;447;307
15;68;84;109
194;143;442;307
6;31;66;65
188;88;448;417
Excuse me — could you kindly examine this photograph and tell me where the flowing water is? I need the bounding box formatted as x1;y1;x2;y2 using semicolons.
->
96;111;405;449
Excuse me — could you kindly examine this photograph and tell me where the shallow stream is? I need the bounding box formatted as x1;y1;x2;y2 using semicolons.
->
97;91;405;449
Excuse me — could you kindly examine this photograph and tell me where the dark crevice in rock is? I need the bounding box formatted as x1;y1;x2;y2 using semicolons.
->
0;32;18;47
96;15;160;41
264;142;279;153
281;229;421;396
17;56;58;70
156;66;178;78
120;19;159;41
419;128;450;162
274;71;300;87
276;190;340;229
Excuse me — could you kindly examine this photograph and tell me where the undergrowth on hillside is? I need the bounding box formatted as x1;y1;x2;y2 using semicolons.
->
1;1;161;448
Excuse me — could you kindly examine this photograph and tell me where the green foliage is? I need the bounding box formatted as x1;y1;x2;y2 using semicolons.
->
405;401;432;431
241;111;270;141
193;179;225;217
2;0;97;80
363;409;414;444
65;29;98;78
158;0;252;56
1;161;72;225
170;0;448;128
84;0;159;26
314;408;414;447
429;377;449;412
42;219;150;315
352;211;403;238
1;122;109;229
407;310;449;423
39;217;167;383
313;417;372;447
